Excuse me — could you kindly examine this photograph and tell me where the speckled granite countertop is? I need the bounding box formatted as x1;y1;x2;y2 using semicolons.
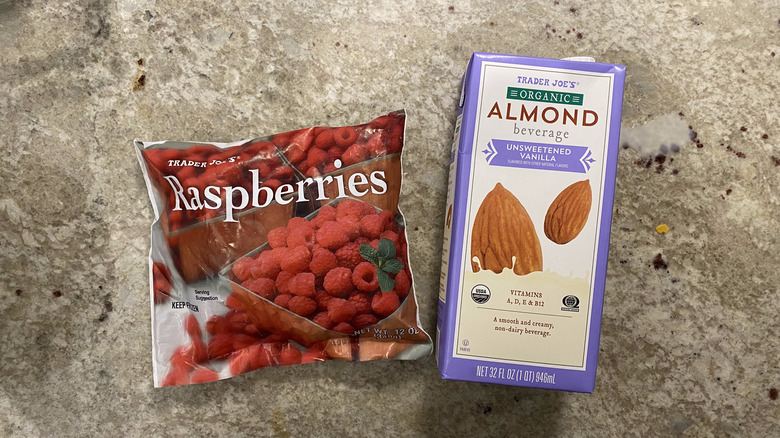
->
1;1;778;437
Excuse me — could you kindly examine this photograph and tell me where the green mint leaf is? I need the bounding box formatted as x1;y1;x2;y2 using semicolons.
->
360;244;379;265
377;238;396;260
382;258;404;274
377;269;395;292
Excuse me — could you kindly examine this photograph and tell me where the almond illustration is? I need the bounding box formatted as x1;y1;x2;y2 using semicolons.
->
471;183;542;275
544;180;592;244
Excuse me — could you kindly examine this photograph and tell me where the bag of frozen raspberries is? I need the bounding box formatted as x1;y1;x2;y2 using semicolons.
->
135;111;432;387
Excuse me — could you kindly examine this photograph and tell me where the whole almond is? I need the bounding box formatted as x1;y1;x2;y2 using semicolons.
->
544;180;592;245
471;183;543;275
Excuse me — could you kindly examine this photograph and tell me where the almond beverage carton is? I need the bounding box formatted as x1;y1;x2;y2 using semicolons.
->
437;53;626;392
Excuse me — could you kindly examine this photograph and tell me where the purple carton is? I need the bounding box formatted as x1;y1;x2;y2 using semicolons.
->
437;53;626;392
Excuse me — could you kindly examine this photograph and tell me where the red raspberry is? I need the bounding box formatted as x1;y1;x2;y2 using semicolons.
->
225;293;244;311
314;129;335;149
288;272;316;297
280;246;311;274
270;247;291;265
352;262;379;292
332;322;355;334
365;131;386;157
355;237;371;245
306;147;329;170
207;333;237;359
242;278;275;300
250;251;281;279
305;167;321;178
232;257;254;282
326;147;343;161
275;271;294;294
328;298;357;323
310;207;335;229
249;343;277;369
274;293;292;309
359;214;384;239
288;296;317;317
311;311;334;330
315;289;333;311
336;199;367;220
287;217;314;230
394;270;411;299
378;210;395;230
267;227;289;248
372;291;400;317
337;217;361;240
316;221;350;250
185;314;202;339
243;324;261;336
387;123;404;153
369;114;393;129
309;246;338;277
335;242;363;270
190;367;220;384
278;343;302;366
348;291;373;314
232;334;260;351
333;126;358;147
287;226;315;249
352;313;379;329
161;364;190;387
323;267;353;297
342;144;367;166
228;349;253;375
380;230;399;246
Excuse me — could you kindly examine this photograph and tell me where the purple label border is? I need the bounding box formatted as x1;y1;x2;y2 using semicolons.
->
437;52;626;393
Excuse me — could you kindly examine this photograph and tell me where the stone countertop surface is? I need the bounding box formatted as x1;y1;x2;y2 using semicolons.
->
1;0;778;436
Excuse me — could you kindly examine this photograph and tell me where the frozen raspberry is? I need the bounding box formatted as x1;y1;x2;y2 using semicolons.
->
370;114;393;129
332;322;355;335
365;131;386;157
315;289;333;311
348;292;373;314
359;214;384;239
314;129;335;149
250;251;281;279
270;247;291;265
336;199;367;220
355;237;371;245
190;367;220;384
328;298;357;323
242;278;275;300
207;333;237;359
301;345;328;363
161;365;190;387
379;210;395;229
335;242;363;270
267;227;289;248
275;271;294;294
287;226;315;249
228;349;253;375
310;205;337;228
185;314;202;339
278;343;302;366
333;126;358;147
287;217;314;230
225;293;245;311
280;246;311;274
387;123;404;153
342;144;367;166
309;246;338;277
288;272;316;297
232;257;254;281
311;311;334;330
326;148;343;162
352;313;379;330
352;262;379;292
394;270;411;299
316;221;350;250
305;167;321;178
249;343;276;369
232;333;260;351
288;296;317;317
153;278;172;305
306;147;329;170
274;293;293;309
243;324;261;336
337;217;361;240
379;230;399;246
372;291;400;317
323;267;353;297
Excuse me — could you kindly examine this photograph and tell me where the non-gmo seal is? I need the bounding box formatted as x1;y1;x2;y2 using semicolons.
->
561;295;580;312
470;284;491;304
